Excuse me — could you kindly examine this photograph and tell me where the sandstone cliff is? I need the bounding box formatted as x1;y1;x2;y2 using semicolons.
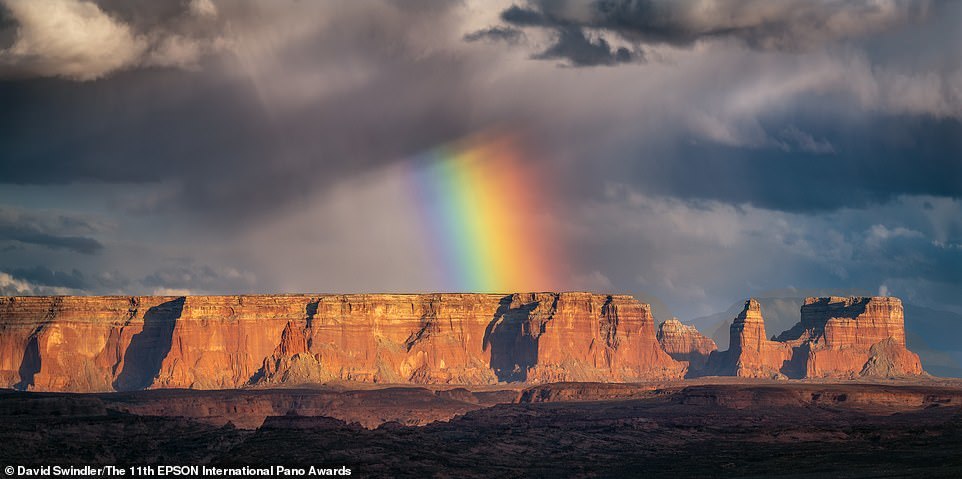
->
0;296;185;392
707;297;923;379
656;319;717;370
0;293;684;392
0;293;925;391
254;292;684;387
708;299;794;378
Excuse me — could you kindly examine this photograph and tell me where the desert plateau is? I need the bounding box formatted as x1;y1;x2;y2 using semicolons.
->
1;293;960;477
2;0;959;476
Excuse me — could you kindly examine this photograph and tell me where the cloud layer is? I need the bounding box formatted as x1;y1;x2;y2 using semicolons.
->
0;0;959;327
490;0;931;66
0;207;103;254
0;0;224;80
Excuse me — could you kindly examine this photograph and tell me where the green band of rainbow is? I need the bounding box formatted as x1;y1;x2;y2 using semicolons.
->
405;134;556;292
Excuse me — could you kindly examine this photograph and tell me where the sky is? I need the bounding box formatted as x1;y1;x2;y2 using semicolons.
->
0;0;959;321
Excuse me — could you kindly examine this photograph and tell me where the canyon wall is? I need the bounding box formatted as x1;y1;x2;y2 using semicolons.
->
0;296;186;392
0;293;684;392
706;297;923;379
656;319;717;370
0;293;925;392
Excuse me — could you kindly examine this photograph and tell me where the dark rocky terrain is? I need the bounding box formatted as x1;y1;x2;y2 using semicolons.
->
2;380;961;478
0;293;953;477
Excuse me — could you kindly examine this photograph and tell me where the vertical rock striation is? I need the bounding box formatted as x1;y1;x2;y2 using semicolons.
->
0;294;924;391
0;296;184;392
254;292;684;387
656;318;717;371
0;292;684;392
704;299;793;378
152;296;293;389
707;297;923;379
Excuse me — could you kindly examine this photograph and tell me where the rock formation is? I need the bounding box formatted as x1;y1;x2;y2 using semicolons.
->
255;292;684;386
707;297;923;379
0;296;186;392
707;299;794;378
0;293;925;392
0;293;684;392
656;319;717;370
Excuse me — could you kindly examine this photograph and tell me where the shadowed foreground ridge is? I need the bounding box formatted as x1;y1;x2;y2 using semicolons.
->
0;293;923;392
1;381;961;477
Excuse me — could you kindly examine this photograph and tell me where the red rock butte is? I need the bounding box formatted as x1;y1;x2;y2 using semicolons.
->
656;318;717;370
701;296;923;379
0;293;923;392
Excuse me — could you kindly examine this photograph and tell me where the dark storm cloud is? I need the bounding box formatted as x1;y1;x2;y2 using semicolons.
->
463;26;525;44
1;0;956;223
500;0;930;63
500;5;549;26
0;209;103;254
498;4;641;65
0;1;485;226
534;26;637;66
141;264;217;289
0;5;15;49
0;0;958;334
9;266;87;289
0;230;103;255
140;263;256;292
855;225;962;284
566;185;962;319
0;68;274;184
608;115;962;212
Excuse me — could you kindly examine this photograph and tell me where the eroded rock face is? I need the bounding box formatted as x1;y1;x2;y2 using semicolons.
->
706;299;793;378
0;293;684;392
0;293;924;391
708;297;923;379
656;319;717;371
255;292;684;387
0;296;184;392
152;296;293;389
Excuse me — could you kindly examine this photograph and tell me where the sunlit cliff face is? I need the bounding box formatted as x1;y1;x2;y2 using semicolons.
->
0;293;922;392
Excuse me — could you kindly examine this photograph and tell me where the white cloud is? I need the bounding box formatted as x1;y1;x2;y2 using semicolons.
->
145;33;225;70
189;0;217;18
0;271;35;295
0;0;147;80
151;287;193;296
0;271;85;295
0;0;227;80
865;224;925;248
874;68;962;118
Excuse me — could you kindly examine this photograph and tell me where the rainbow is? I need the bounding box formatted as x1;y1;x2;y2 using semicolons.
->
405;132;560;292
